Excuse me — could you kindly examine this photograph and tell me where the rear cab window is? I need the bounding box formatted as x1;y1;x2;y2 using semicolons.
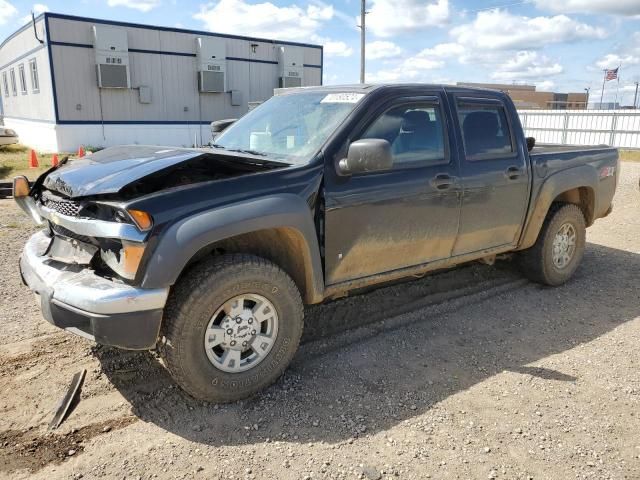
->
457;99;515;160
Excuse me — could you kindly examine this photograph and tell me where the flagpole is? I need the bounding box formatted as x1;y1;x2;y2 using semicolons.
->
599;69;606;109
614;64;621;109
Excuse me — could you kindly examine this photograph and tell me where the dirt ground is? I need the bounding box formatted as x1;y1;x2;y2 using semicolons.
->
0;164;639;480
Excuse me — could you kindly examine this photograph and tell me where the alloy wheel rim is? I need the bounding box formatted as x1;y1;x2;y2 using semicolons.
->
552;222;577;270
204;293;279;373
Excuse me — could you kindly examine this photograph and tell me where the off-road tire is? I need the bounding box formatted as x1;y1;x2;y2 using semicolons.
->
517;203;586;286
160;254;304;403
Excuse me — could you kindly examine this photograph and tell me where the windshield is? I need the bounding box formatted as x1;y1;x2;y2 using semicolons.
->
212;91;365;165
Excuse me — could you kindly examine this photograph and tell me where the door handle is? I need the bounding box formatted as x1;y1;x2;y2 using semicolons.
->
431;174;456;190
504;166;523;180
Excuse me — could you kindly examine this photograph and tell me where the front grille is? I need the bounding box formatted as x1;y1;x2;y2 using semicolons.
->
41;190;82;217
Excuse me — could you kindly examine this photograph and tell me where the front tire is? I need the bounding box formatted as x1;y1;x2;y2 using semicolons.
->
160;254;304;403
517;203;586;286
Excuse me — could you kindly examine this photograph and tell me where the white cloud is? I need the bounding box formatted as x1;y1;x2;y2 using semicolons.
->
20;3;48;24
369;7;604;87
367;48;447;83
366;0;450;38
323;40;353;57
418;42;466;59
107;0;161;12
491;51;563;81
536;80;556;91
194;0;334;41
620;84;639;92
367;41;402;60
533;0;640;16
595;33;640;69
596;53;640;69
0;0;17;25
450;9;606;51
323;73;339;85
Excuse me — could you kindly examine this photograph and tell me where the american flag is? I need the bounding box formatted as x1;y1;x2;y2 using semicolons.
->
605;68;619;81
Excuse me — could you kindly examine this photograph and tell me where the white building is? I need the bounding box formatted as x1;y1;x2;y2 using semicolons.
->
0;12;323;152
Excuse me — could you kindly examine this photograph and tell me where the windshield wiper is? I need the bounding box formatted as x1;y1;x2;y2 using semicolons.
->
209;146;292;166
225;148;267;156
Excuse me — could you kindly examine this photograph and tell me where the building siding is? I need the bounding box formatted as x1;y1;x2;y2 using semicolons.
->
45;14;322;124
0;12;322;151
0;17;55;122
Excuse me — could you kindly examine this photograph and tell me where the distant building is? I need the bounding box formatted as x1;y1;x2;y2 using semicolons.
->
456;82;588;110
588;102;620;110
0;12;323;152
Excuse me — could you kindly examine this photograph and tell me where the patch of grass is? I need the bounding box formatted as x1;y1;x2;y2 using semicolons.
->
0;145;62;181
619;149;640;162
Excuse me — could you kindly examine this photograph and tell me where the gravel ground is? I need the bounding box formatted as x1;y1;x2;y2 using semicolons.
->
0;163;639;480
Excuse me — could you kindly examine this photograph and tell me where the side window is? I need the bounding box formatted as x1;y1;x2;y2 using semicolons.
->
2;72;8;97
9;68;17;96
358;102;446;168
18;64;27;95
29;59;39;93
457;102;514;159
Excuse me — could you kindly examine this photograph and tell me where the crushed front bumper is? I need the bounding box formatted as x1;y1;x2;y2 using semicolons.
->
20;230;169;350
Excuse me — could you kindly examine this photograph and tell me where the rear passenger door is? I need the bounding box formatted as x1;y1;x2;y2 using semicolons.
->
451;95;530;256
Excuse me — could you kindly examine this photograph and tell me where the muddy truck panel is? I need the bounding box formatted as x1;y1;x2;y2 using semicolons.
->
14;83;618;400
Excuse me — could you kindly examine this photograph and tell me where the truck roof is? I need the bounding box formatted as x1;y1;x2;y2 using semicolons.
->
274;83;507;96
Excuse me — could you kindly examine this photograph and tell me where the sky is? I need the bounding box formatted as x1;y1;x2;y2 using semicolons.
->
1;0;639;105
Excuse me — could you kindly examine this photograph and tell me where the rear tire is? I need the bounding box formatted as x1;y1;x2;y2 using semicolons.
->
517;203;586;286
160;254;304;403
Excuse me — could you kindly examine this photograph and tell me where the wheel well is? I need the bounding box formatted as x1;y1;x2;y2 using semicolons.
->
553;186;594;226
177;227;317;304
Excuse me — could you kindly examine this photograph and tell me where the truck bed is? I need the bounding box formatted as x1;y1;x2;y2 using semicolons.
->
528;143;617;171
530;144;613;156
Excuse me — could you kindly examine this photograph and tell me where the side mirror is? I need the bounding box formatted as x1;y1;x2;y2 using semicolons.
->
337;139;393;176
526;137;536;152
210;118;237;140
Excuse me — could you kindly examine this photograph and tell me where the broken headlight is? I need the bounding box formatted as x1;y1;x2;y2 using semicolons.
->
100;239;146;280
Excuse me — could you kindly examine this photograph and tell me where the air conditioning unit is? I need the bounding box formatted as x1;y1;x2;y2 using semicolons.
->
197;37;226;93
278;46;304;88
92;25;130;89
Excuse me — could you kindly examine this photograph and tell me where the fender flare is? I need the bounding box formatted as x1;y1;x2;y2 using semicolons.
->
518;165;598;250
140;193;324;303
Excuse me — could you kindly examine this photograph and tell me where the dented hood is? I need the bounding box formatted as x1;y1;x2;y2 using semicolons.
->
41;145;278;199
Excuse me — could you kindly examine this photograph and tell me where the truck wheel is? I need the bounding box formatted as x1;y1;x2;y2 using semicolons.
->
517;203;586;286
160;254;303;403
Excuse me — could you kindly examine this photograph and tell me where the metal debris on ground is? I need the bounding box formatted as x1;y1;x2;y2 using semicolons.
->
49;369;87;430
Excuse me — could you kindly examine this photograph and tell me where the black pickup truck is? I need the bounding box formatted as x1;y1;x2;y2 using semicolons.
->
14;84;618;402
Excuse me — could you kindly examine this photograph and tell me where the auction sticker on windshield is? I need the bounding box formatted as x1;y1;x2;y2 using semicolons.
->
320;93;365;103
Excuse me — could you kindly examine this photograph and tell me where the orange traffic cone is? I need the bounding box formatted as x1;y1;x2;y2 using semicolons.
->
29;149;39;168
77;145;85;158
51;154;59;167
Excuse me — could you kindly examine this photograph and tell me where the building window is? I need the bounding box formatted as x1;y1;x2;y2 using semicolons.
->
18;64;27;95
29;59;39;93
9;68;17;96
2;72;8;97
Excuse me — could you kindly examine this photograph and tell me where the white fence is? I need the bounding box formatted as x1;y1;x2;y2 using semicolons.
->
518;110;640;149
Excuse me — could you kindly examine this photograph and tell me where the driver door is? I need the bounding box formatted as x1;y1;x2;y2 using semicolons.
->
323;94;461;286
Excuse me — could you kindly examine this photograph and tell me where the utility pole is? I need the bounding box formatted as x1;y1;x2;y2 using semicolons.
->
584;87;590;109
634;81;639;109
359;0;366;84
